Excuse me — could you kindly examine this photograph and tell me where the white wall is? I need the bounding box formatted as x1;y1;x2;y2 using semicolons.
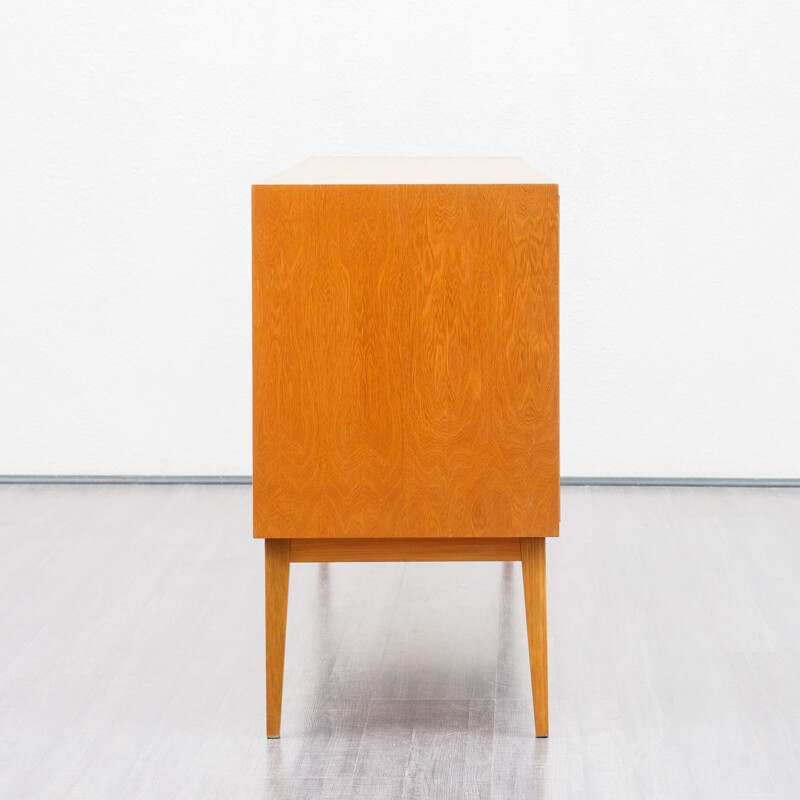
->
2;0;799;478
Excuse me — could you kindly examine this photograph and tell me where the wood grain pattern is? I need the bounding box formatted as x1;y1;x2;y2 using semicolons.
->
252;184;559;539
264;539;290;738
520;537;548;737
290;537;522;563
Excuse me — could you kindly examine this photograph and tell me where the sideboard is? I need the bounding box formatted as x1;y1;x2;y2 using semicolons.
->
252;157;559;738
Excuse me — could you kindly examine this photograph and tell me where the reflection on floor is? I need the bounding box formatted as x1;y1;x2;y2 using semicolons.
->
0;484;798;799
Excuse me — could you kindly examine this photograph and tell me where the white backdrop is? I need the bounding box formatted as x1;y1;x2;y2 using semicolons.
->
2;0;799;478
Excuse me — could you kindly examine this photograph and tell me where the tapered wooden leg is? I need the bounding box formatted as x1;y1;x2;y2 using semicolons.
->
265;539;290;738
520;537;548;737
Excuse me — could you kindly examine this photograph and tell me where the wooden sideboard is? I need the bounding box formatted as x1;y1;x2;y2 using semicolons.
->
252;157;559;738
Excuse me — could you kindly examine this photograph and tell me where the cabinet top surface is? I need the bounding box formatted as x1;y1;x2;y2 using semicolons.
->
258;157;553;186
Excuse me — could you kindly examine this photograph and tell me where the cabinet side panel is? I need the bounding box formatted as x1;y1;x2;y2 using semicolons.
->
253;184;558;538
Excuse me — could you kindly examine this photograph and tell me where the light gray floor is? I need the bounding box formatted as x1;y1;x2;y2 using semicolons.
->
0;485;798;799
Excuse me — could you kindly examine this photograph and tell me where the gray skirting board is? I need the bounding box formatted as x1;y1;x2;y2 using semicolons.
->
0;475;799;487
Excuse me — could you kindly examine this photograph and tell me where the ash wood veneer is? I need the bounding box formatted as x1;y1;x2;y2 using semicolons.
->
252;158;559;738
